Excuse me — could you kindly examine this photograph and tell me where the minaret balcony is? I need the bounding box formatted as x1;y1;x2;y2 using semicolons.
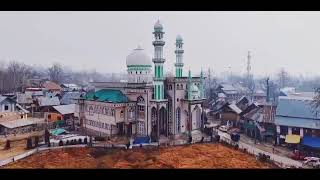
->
153;77;166;81
174;63;184;67
175;50;184;53
152;41;165;46
152;58;165;63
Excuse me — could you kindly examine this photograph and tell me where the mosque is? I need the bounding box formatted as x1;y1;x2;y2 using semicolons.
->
77;20;206;141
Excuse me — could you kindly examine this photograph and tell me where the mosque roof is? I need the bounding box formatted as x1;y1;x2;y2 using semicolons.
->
85;89;129;103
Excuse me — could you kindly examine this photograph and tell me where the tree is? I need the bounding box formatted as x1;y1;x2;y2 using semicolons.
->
7;61;33;92
277;68;289;88
311;87;320;115
48;63;64;83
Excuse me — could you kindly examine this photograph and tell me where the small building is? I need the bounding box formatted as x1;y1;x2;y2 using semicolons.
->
275;96;320;146
214;102;242;128
37;96;60;112
51;104;76;128
0;95;16;112
0;117;45;135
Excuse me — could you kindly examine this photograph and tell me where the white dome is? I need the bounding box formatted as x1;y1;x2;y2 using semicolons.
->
126;46;152;67
154;20;163;30
190;84;199;92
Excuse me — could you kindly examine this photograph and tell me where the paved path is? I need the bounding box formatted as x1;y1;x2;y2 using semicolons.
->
217;130;303;168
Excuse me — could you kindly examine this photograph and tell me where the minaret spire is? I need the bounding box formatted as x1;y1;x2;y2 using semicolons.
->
175;35;184;77
153;20;166;101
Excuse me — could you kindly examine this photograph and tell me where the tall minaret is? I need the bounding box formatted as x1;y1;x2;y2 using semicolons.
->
200;68;204;99
188;69;192;100
153;20;165;101
175;35;184;77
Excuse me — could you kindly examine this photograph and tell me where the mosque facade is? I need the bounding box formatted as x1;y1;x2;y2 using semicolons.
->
77;20;206;141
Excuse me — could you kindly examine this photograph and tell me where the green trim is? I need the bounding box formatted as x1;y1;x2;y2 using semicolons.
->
127;65;152;68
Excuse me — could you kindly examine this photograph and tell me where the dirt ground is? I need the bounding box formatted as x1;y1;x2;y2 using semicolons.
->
3;143;276;169
0;131;44;160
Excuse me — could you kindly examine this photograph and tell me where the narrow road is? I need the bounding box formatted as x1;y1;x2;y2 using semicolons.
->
217;129;303;168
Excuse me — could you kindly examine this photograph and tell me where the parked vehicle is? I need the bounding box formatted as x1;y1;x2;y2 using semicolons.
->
303;157;320;168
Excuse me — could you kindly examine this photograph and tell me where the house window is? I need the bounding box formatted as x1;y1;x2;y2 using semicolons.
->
4;105;8;111
48;114;51;120
57;116;61;120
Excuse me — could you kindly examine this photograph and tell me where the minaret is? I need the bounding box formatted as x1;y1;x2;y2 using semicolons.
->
153;20;165;101
188;69;192;100
200;68;204;99
175;35;184;77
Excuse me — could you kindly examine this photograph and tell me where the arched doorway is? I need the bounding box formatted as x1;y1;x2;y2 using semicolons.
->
176;108;181;134
159;107;167;136
151;107;157;141
192;105;201;130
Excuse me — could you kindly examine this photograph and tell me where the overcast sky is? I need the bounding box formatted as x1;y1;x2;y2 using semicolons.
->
0;11;319;78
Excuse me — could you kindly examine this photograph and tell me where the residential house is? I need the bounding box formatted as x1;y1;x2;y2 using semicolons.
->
60;91;85;105
241;102;277;143
49;104;76;128
0;96;16;112
41;81;62;94
36;96;60;112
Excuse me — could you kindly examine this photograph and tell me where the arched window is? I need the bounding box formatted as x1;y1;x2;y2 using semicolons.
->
169;84;172;90
137;96;145;119
140;71;142;74
136;71;137;74
120;110;124;118
176;108;181;133
180;84;183;89
177;98;179;102
176;84;180;89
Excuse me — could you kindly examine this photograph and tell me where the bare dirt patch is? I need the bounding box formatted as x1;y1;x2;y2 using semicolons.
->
3;143;275;169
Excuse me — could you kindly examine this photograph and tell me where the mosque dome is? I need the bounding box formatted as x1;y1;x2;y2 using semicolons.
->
190;84;200;100
126;45;152;67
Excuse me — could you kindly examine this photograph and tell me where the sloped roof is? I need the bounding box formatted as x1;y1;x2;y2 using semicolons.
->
228;104;242;114
61;92;84;105
38;96;60;107
53;104;75;115
42;81;62;91
85;89;129;103
275;116;320;129
276;97;318;119
0;96;8;103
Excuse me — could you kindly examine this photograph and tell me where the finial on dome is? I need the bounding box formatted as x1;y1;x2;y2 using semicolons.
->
154;20;163;31
135;45;143;50
176;34;183;41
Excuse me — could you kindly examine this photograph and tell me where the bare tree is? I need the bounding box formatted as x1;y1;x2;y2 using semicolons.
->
48;63;64;83
277;68;289;88
6;61;33;92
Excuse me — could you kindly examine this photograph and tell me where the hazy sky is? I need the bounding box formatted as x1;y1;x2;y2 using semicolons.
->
0;11;319;78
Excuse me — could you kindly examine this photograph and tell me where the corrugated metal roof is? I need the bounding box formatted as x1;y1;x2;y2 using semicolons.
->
0;119;40;129
60;92;84;105
276;97;318;119
38;97;60;107
228;104;242;114
86;89;129;103
0;96;7;103
53;104;75;115
275;116;320;129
